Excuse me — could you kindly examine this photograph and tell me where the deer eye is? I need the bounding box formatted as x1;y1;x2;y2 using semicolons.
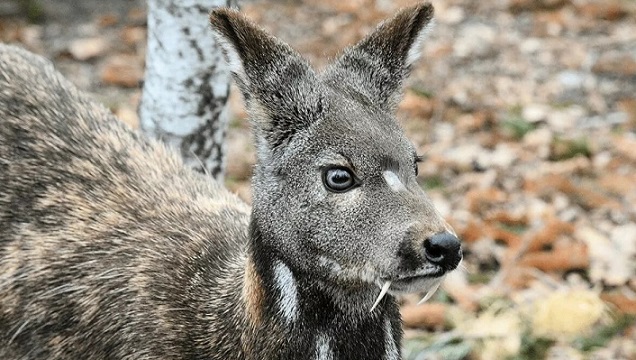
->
323;167;358;193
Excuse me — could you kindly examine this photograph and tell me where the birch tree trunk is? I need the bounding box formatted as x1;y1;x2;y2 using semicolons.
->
140;0;237;180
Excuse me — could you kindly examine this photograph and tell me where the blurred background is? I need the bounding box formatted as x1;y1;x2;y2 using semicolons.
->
1;0;635;358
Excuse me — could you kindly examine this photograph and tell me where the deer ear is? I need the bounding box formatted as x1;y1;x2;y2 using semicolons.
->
210;8;303;93
210;9;324;149
323;3;434;111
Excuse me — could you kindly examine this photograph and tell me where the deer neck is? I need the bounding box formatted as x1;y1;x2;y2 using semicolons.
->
241;220;403;360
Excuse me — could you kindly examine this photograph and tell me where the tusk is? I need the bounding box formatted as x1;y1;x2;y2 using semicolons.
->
416;281;441;305
370;281;391;312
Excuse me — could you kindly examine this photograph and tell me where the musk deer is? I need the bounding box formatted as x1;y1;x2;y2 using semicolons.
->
0;2;462;359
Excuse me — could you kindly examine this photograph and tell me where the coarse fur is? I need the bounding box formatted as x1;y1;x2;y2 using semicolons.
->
0;3;461;359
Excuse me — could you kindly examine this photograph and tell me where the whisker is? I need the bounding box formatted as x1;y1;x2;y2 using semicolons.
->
457;262;470;274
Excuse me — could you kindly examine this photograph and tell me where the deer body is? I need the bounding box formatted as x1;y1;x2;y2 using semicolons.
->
0;3;461;359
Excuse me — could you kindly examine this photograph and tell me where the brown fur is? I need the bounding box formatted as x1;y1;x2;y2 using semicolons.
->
0;44;250;359
243;258;265;326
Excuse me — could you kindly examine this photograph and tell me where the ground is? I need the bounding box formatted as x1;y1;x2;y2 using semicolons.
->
1;0;635;358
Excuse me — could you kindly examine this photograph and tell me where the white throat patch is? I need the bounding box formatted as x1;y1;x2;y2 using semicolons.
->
382;170;407;192
314;334;334;360
273;261;299;323
384;318;399;360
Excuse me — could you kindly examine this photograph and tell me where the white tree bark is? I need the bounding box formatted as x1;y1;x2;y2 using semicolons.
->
140;0;237;180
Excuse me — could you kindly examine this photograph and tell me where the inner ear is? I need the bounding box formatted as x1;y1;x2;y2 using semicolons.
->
210;8;305;92
210;8;326;149
357;2;434;68
322;3;435;111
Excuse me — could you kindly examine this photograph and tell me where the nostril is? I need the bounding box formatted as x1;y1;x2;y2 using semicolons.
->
423;239;445;263
423;232;462;269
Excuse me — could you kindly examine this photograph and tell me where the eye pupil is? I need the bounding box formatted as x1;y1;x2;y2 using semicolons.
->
323;168;356;192
330;170;349;184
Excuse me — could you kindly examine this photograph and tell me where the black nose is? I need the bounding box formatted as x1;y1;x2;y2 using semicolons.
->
423;232;462;270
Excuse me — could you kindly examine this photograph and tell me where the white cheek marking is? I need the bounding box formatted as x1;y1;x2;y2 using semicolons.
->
384;319;399;360
273;261;298;323
382;170;407;192
314;334;334;360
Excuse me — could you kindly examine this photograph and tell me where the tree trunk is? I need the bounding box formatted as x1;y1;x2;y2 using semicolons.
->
140;0;237;180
